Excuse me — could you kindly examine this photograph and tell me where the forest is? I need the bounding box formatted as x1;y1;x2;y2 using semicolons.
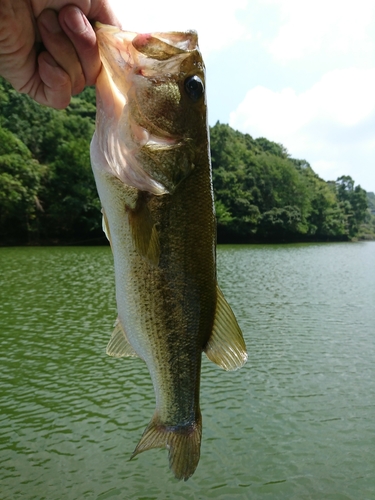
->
0;76;374;245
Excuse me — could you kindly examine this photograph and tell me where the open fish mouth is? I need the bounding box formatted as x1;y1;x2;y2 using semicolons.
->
95;24;198;68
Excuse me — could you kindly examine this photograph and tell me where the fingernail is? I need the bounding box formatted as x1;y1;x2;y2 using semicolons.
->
64;7;87;34
39;10;62;34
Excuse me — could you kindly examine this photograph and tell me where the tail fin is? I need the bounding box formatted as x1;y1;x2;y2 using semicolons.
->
131;412;202;481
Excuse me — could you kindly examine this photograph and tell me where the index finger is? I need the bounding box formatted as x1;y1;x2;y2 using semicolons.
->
58;5;101;87
38;8;85;95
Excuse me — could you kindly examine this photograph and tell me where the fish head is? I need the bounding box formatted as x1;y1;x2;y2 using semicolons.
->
93;24;209;195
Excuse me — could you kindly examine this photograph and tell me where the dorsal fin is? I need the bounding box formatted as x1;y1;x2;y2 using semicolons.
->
204;285;247;370
106;317;139;358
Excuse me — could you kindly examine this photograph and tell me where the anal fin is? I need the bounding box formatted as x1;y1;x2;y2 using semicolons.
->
106;317;139;358
204;285;247;370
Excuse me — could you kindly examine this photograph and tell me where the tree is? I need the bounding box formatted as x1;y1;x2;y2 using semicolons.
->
0;127;45;242
40;138;101;241
0;77;100;244
0;80;371;244
335;176;368;237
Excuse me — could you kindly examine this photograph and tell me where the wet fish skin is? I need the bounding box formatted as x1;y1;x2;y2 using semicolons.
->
90;24;247;480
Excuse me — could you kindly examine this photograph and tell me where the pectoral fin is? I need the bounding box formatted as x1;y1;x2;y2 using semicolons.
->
106;317;139;358
204;285;247;370
102;209;112;248
128;196;160;266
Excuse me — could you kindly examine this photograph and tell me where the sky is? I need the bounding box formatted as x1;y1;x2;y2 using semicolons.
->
109;0;375;193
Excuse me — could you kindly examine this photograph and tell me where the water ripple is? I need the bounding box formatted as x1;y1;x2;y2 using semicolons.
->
0;243;375;499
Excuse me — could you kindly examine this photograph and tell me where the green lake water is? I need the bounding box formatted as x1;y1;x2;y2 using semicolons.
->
0;242;374;499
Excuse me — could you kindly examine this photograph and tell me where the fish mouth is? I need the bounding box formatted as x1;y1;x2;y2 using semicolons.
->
95;23;198;85
94;24;198;194
95;23;198;61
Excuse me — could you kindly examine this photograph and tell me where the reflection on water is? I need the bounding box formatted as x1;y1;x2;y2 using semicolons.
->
0;243;374;499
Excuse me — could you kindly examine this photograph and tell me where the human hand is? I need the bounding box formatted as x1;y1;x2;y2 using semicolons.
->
0;0;120;108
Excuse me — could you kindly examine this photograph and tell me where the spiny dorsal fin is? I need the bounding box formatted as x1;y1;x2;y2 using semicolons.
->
128;196;160;266
131;411;202;481
106;317;139;358
204;285;247;370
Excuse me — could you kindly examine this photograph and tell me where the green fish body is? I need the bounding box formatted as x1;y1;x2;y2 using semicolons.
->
91;24;247;480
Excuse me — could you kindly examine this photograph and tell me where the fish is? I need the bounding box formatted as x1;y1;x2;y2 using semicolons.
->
90;23;247;481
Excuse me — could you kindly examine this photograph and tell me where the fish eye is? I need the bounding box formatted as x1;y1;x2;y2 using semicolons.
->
184;75;204;101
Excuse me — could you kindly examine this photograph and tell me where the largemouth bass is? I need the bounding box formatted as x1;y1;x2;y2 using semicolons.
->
90;24;247;481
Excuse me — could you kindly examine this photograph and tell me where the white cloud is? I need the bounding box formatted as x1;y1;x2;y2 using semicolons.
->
109;0;248;55
263;0;375;62
229;68;375;189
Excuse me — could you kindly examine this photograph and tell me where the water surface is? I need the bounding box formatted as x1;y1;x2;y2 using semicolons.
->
0;243;374;499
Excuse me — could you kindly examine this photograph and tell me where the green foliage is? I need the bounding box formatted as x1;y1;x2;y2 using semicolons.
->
0;77;100;243
1;83;56;160
356;191;375;240
335;176;369;237
0;126;45;242
0;77;371;244
367;191;375;211
210;122;365;242
40;138;101;240
299;167;346;237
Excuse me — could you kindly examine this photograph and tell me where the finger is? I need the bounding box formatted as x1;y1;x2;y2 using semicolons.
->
0;0;36;91
32;0;121;26
36;51;72;108
37;8;85;95
58;5;101;87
